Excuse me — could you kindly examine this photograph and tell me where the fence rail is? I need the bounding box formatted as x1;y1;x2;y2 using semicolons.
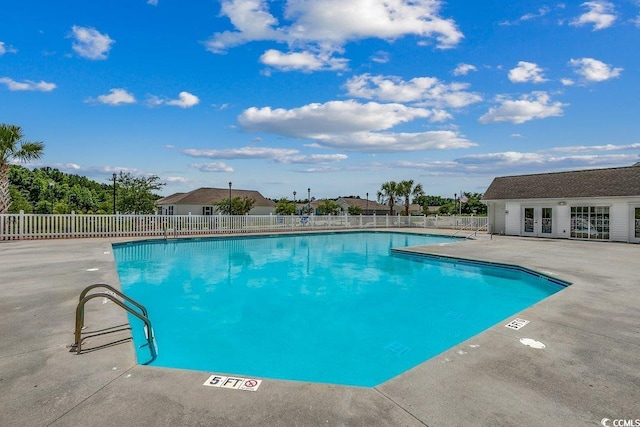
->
0;212;487;241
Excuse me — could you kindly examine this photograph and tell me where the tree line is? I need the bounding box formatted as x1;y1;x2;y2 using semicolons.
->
7;165;164;214
272;180;487;216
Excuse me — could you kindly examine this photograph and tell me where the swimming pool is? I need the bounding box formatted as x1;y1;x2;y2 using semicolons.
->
113;231;567;387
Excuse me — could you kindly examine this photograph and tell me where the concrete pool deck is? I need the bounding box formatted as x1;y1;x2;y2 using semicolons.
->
1;231;639;426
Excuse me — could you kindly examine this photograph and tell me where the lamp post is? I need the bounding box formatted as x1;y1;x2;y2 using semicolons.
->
228;181;232;215
49;181;54;214
293;191;296;214
112;173;117;215
454;193;457;216
366;192;369;215
307;187;311;214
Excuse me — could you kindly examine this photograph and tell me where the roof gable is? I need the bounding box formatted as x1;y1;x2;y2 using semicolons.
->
483;165;640;200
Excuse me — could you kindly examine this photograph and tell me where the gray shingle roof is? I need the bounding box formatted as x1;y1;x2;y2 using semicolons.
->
482;164;640;200
157;187;275;206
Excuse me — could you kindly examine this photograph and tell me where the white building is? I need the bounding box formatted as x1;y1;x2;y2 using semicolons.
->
482;164;640;243
156;187;275;215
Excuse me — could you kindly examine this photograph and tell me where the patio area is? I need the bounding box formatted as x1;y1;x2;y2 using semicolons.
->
1;231;638;426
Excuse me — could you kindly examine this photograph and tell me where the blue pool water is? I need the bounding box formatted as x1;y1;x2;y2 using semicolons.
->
113;232;567;387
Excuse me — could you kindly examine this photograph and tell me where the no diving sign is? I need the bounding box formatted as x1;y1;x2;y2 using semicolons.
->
203;374;262;391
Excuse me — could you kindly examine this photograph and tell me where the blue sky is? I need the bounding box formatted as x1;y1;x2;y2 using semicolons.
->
1;1;639;200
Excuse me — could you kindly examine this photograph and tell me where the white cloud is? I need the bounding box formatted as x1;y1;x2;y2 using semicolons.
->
184;147;298;159
204;0;284;53
166;91;200;108
310;130;476;152
147;0;159;5
569;57;622;82
371;51;390;64
190;162;235;173
184;146;347;164
204;0;463;64
94;88;136;105
519;6;551;22
479;92;567;124
260;49;348;72
69;26;114;60
239;100;433;136
0;41;17;55
561;78;575;86
545;142;640;152
166;176;189;183
570;1;616;30
0;77;57;92
453;63;477;76
148;91;200;108
344;74;482;109
238;100;476;152
508;61;547;83
380;151;640;177
275;153;348;164
452;151;638;174
500;7;551;25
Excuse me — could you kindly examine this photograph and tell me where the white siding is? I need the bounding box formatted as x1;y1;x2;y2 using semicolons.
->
491;197;640;242
610;203;629;242
556;205;571;238
505;202;521;235
175;204;206;215
490;202;506;234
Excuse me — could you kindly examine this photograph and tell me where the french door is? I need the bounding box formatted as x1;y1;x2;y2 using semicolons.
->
522;207;553;237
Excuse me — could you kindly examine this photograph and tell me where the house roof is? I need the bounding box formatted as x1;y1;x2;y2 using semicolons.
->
482;164;640;200
157;187;275;206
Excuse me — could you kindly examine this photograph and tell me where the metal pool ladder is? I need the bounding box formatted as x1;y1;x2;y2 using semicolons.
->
71;283;157;363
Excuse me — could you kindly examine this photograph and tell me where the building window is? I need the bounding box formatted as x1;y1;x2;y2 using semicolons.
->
203;206;213;216
570;206;609;240
167;206;174;215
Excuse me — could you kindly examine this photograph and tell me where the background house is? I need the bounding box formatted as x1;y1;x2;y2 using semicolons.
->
336;197;396;215
156;187;275;215
482;164;640;243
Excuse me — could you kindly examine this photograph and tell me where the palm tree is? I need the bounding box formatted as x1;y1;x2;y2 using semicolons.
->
397;179;425;216
0;124;45;214
377;181;399;215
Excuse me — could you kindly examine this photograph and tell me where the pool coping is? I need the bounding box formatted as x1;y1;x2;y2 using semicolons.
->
391;247;572;288
1;229;639;426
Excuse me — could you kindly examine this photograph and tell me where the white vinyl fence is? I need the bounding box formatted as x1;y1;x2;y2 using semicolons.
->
0;212;487;241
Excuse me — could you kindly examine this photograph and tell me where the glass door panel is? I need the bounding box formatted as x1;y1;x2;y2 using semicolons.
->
635;208;640;238
541;207;552;234
571;206;609;240
524;208;534;233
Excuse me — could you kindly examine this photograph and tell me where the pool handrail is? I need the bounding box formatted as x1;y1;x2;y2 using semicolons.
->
72;284;157;364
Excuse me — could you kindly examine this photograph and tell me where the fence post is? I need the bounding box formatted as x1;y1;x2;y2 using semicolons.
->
71;211;76;238
19;210;25;240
